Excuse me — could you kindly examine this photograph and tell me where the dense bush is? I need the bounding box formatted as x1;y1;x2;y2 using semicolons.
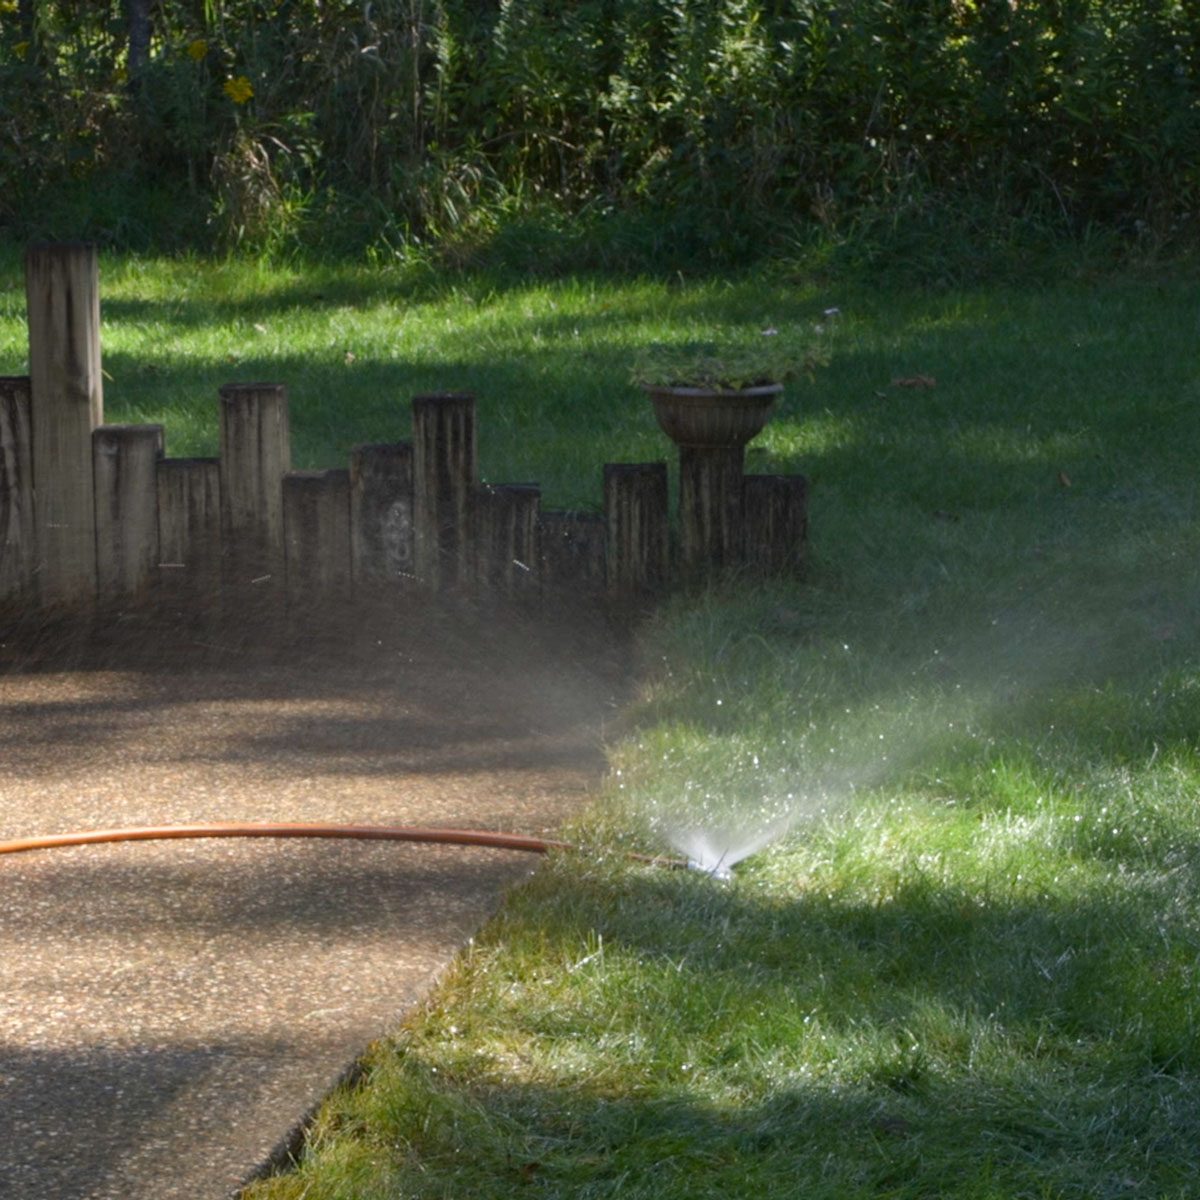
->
2;0;1197;267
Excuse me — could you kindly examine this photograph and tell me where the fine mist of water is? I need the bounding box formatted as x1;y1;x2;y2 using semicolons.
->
635;529;1199;882
634;686;911;879
650;760;868;880
667;816;794;879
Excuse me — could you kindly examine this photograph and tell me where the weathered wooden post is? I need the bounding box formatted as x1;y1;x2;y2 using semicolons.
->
744;474;807;576
604;462;669;601
218;382;291;594
0;376;34;609
282;468;352;613
539;511;606;599
93;423;164;604
157;457;222;608
350;442;414;590
412;392;476;590
25;243;104;607
473;483;540;596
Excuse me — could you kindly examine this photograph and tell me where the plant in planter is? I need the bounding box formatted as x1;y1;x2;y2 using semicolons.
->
631;326;829;448
631;326;828;576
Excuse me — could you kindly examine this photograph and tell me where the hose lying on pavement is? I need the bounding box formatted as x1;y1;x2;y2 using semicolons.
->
0;821;687;869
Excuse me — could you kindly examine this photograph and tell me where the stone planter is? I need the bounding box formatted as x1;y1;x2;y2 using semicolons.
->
643;382;783;448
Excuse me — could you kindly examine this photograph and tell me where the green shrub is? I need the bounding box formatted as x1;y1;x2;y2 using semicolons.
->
3;1;1198;268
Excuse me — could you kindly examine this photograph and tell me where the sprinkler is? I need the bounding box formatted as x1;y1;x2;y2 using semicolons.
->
0;820;688;870
665;818;793;880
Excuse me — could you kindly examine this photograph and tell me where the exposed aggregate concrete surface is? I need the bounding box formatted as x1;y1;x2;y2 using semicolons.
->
0;607;626;1198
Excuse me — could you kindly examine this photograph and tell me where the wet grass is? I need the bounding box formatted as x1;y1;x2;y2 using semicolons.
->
3;249;1198;1198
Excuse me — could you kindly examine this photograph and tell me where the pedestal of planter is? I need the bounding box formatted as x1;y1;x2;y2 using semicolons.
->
643;383;782;577
678;445;744;573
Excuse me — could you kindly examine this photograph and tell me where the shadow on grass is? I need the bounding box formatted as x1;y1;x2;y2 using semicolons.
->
258;855;1200;1197
80;269;1200;514
281;1060;1198;1199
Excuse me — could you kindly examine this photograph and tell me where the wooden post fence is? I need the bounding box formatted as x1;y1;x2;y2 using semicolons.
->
156;457;222;609
604;462;670;602
0;245;810;628
744;474;807;576
540;511;606;599
412;391;476;590
473;483;541;596
283;468;352;613
678;444;745;577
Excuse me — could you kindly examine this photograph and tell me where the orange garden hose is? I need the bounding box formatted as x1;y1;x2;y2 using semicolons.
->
0;821;686;868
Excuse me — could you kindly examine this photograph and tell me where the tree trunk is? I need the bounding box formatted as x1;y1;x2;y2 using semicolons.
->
126;0;152;83
17;0;37;65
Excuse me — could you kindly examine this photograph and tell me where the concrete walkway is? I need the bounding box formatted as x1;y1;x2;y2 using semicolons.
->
0;609;625;1199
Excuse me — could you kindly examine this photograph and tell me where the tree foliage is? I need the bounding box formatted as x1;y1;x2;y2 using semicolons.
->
2;0;1197;262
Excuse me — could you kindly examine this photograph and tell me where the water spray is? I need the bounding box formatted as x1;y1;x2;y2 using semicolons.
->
664;817;794;880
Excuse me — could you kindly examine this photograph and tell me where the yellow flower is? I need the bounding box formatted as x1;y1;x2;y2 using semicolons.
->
223;75;254;104
186;38;208;62
0;1;18;13
13;40;29;60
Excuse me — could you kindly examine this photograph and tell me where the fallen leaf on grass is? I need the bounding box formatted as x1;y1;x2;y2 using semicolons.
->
1058;470;1072;488
892;374;936;388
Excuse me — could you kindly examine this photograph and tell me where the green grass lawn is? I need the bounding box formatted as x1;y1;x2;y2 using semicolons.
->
2;252;834;509
3;251;1198;1197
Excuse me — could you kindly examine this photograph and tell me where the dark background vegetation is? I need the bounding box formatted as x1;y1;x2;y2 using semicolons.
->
3;0;1199;276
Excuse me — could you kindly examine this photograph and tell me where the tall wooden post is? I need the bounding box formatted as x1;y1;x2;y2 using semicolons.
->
0;376;34;608
218;382;291;593
412;392;476;590
26;243;104;607
744;474;807;576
